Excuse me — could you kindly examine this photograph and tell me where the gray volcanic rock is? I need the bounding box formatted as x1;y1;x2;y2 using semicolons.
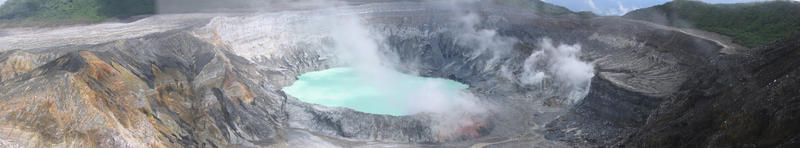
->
0;0;768;147
624;32;800;147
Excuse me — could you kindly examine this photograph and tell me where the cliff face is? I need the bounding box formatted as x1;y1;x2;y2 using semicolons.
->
625;32;800;147
0;1;769;147
0;32;280;147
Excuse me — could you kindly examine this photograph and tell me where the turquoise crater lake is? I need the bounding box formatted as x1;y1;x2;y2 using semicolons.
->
282;67;469;116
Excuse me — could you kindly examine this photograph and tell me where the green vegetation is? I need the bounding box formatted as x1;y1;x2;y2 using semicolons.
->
0;0;594;26
0;0;154;26
494;0;597;17
624;0;800;48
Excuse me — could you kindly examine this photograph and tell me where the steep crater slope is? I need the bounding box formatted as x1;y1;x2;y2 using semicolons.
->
625;32;800;147
0;1;726;147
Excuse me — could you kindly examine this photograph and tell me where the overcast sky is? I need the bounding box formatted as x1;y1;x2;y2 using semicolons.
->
543;0;774;16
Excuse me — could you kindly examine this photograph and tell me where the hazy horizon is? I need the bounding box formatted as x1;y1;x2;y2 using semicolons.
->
544;0;771;16
0;0;780;16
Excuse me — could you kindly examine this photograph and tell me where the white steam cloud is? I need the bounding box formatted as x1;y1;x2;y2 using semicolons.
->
315;1;488;117
519;38;595;104
444;1;594;105
587;0;599;11
308;1;492;139
296;0;593;139
445;0;518;70
193;0;595;142
455;12;518;67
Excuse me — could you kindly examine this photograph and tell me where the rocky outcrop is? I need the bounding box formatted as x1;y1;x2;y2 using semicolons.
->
0;50;36;81
624;32;800;147
0;31;286;147
0;0;763;147
531;16;723;146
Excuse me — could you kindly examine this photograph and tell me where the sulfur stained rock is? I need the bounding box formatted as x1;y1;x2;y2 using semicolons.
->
1;1;791;147
0;50;36;82
0;31;284;147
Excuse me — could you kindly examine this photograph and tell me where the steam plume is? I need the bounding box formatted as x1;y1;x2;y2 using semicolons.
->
520;38;595;104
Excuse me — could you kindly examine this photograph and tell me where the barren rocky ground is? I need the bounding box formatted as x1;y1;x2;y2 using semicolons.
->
0;0;796;148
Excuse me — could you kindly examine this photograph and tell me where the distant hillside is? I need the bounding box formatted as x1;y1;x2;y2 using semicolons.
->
0;0;591;27
623;0;800;48
0;0;154;25
494;0;596;17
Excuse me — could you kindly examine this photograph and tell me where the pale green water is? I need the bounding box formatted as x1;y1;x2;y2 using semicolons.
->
282;67;468;116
